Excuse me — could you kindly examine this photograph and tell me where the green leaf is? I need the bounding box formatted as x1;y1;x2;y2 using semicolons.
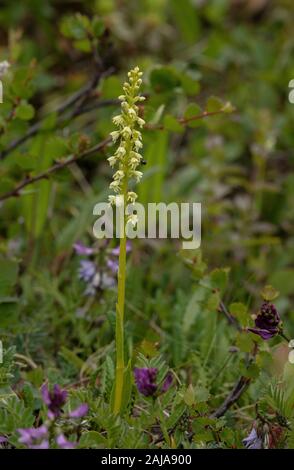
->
180;73;200;96
101;76;122;99
150;66;179;93
79;431;107;448
0;259;18;296
260;285;279;301
206;96;223;113
183;384;195;406
15;102;35;121
163;114;184;133
184;103;202;128
170;0;200;44
92;17;105;37
209;267;229;292
229;302;248;326
60;14;89;39
73;39;92;53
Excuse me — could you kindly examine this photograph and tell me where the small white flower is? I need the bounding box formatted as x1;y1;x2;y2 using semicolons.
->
127;192;138;203
110;131;120;142
109;180;121;192
128;108;136;118
108;195;116;205
127;214;138;227
132;170;143;182
113;170;124;181
122;126;132;138
137;117;145;128
134;140;143;151
107;156;117;167
116;146;126;157
0;60;10;78
112;115;124;126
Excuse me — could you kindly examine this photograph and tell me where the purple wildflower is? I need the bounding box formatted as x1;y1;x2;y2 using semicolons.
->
134;368;158;396
111;241;132;256
41;383;68;419
248;302;280;340
56;434;76;449
18;425;49;449
134;368;173;397
107;258;119;273
242;428;263;449
73;242;94;256
78;260;96;282
0;436;7;445
69;403;88;419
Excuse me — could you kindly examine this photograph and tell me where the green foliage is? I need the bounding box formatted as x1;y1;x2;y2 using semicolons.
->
0;0;293;450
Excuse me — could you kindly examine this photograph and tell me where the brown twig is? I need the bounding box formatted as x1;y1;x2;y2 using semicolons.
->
219;299;242;331
210;342;258;418
145;109;232;131
0;137;111;202
0;67;114;161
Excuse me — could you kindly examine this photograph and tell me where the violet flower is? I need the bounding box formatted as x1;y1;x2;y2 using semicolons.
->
107;258;119;273
18;425;49;449
41;383;68;419
69;403;88;419
73;242;94;256
56;434;76;449
111;241;132;256
248;302;281;340
134;368;173;397
242;428;263;449
78;260;96;282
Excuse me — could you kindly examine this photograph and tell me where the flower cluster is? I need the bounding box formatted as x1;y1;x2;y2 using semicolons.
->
134;367;173;397
248;301;281;340
17;383;88;449
74;241;132;295
108;66;145;217
242;427;263;449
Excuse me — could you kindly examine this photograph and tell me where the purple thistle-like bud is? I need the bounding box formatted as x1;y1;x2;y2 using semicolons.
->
134;368;173;397
248;302;280;340
41;383;68;419
18;425;49;449
242;428;263;449
134;368;158;397
73;242;94;256
56;434;76;449
69;403;89;419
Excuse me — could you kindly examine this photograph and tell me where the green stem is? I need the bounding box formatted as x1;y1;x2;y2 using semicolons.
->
113;180;128;415
279;330;291;343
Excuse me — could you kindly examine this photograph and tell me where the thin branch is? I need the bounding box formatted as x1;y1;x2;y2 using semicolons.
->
219;300;242;331
210;375;251;418
210;343;258;419
145;109;233;131
0;137;111;202
0;67;114;161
